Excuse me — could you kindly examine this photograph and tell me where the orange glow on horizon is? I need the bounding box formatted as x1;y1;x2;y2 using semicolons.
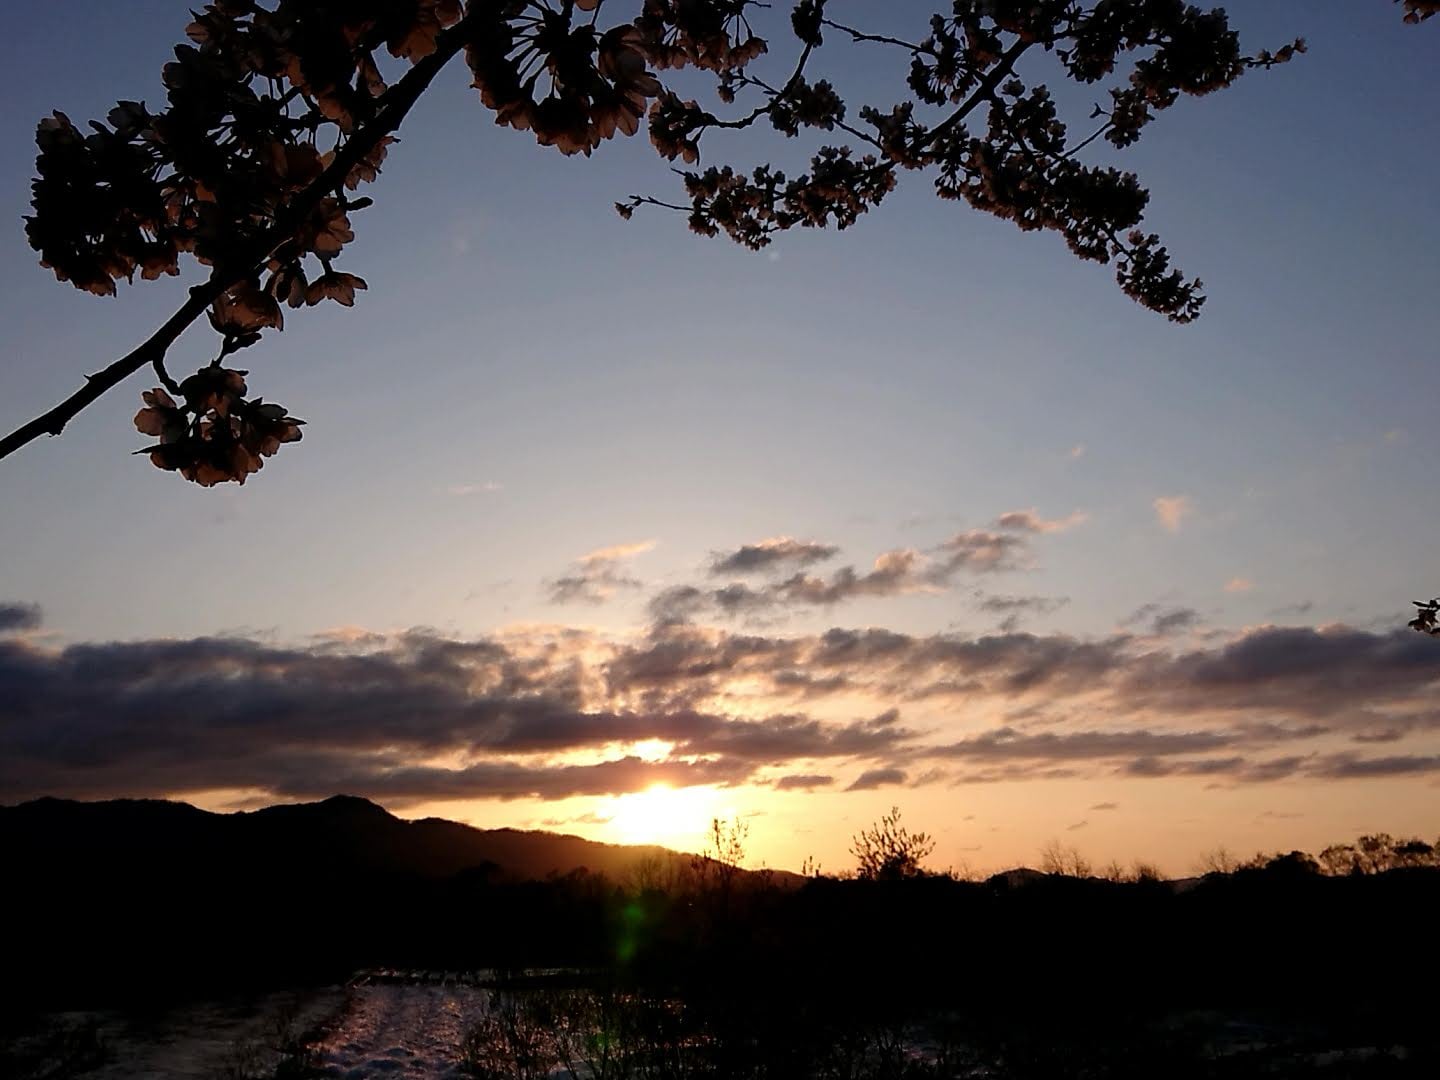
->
605;784;732;847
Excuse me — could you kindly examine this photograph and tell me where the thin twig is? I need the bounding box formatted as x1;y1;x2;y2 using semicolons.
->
821;19;923;53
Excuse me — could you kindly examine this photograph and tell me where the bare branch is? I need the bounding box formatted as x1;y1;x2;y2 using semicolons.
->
820;19;923;53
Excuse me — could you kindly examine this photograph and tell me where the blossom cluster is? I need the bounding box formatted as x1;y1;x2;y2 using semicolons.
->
134;368;304;487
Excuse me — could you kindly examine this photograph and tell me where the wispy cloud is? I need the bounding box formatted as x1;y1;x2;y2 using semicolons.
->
709;537;840;576
976;592;1069;632
931;529;1031;575
547;541;657;605
845;767;908;792
539;811;614;828
0;602;43;633
580;541;657;566
1123;603;1202;637
648;513;1087;626
1153;495;1192;533
1224;578;1255;593
447;481;503;496
773;773;835;792
994;509;1088;534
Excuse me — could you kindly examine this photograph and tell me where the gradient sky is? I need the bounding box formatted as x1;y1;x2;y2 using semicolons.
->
1;2;1437;876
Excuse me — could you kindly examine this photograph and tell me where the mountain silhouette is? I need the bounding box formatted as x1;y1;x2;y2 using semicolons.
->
0;793;731;884
3;793;794;1007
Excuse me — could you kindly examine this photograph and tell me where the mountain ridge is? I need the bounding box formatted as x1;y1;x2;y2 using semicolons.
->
0;792;797;885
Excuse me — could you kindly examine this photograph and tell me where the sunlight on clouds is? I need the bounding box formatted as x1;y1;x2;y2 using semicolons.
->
580;540;657;565
629;738;674;763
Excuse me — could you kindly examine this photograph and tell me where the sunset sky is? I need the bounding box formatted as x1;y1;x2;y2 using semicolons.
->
1;2;1437;877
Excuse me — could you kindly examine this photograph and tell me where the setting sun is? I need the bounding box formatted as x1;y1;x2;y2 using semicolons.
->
605;784;731;848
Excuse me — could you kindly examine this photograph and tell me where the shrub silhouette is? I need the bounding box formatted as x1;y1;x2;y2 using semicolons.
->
850;806;934;880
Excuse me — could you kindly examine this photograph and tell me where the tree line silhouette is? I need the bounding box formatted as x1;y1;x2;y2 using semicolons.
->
4;796;1437;1076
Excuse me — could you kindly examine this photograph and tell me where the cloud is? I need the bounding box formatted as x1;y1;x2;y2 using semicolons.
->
1090;802;1119;811
1120;755;1308;783
1069;444;1086;460
773;773;834;791
611;620;1440;736
4;614;1438;807
1352;729;1404;744
547;541;656;605
648;586;712;626
932;530;1030;575
304;756;757;804
1311;754;1440;779
774;550;929;605
314;626;389;647
1269;601;1314;618
933;726;1236;762
710;538;840;576
549;572;641;606
580;541;657;566
0;603;42;633
845;767;908;792
1224;578;1255;594
994;509;1088;535
447;481;503;496
0;628;916;806
1066;820;1088;831
976;593;1069;632
540;812;614;828
645;515;1082;625
1123;604;1201;637
1153;496;1192;533
650;547;934;623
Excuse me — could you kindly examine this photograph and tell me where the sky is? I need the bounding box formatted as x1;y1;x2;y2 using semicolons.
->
0;1;1437;877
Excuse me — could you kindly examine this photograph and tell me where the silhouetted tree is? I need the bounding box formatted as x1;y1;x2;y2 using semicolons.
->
693;814;748;893
1104;857;1163;883
1039;838;1091;877
1258;849;1320;877
1318;833;1440;875
1196;844;1239;875
850;806;934;880
1394;837;1438;866
5;0;1375;483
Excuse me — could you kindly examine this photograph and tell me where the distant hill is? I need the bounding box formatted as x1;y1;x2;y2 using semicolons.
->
0;792;750;884
1;794;800;1005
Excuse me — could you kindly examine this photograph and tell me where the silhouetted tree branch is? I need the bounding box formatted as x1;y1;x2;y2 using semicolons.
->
1408;597;1440;635
1;8;477;476
11;0;1426;487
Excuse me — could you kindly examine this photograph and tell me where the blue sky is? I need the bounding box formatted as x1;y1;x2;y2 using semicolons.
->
0;2;1437;872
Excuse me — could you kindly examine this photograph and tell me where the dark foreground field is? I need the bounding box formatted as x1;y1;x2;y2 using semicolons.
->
9;974;1437;1080
4;797;1437;1078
